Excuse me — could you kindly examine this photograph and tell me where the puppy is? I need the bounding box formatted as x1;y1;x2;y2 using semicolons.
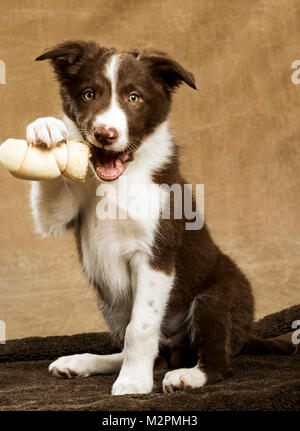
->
27;41;294;395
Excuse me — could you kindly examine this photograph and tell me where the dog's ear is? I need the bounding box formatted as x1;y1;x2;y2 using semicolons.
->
35;40;104;81
135;49;197;92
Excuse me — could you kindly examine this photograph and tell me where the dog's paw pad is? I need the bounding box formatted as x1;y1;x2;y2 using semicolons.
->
163;367;207;393
68;368;79;377
56;368;71;378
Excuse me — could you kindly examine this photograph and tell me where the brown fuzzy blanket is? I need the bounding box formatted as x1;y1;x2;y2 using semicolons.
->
0;305;299;411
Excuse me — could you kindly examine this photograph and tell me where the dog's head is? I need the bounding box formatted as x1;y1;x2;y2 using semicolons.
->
36;40;196;181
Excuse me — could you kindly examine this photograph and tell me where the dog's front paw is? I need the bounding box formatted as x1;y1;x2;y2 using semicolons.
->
112;375;153;395
26;117;69;148
49;353;96;378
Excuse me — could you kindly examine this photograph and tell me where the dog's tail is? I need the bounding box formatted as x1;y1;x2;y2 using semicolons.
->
240;332;298;355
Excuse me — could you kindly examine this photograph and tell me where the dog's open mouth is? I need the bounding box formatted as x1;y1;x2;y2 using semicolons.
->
90;146;130;181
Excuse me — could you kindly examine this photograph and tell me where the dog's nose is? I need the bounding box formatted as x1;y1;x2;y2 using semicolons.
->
94;126;118;146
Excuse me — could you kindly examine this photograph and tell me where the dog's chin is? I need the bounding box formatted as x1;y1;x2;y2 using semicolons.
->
90;145;132;182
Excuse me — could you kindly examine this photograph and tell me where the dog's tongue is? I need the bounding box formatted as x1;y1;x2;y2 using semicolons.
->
95;151;128;181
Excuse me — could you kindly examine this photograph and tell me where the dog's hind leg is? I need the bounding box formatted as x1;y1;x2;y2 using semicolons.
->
163;286;233;392
49;352;123;378
163;283;248;392
163;253;254;393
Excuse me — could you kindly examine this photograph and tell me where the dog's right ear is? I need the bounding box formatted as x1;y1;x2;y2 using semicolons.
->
35;40;103;81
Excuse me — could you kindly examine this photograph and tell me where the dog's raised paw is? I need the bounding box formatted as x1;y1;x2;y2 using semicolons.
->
162;367;207;393
26;117;69;148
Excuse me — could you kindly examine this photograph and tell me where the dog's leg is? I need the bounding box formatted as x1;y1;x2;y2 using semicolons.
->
111;254;174;395
49;352;123;378
163;285;233;393
31;178;79;237
27;117;80;237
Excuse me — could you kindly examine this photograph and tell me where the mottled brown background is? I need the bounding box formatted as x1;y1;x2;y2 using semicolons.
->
0;0;299;340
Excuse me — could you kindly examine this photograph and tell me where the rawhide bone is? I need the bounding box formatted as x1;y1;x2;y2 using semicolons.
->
0;139;90;182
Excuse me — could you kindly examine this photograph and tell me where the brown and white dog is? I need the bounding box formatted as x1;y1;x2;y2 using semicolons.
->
27;40;294;395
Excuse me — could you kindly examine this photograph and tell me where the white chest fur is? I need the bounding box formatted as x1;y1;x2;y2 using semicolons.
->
76;178;160;339
64;118;174;339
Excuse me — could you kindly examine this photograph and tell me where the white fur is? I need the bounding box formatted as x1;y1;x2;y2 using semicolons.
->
30;177;80;238
26;117;69;148
163;367;207;393
49;352;123;377
91;54;128;152
63;115;83;140
112;255;174;395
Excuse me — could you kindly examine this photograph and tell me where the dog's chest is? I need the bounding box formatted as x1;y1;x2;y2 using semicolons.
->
77;174;161;303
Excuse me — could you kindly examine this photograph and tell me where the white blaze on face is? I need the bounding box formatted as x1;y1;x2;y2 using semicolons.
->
93;54;128;152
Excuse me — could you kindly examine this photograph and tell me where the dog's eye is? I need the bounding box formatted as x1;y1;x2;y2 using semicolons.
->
82;89;94;102
128;93;140;103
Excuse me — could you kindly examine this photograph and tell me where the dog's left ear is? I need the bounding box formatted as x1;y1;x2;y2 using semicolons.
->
35;40;105;82
136;49;197;92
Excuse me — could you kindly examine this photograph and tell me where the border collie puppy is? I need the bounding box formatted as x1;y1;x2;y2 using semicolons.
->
27;41;294;395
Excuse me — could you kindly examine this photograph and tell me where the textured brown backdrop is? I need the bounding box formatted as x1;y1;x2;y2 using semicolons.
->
0;0;299;340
